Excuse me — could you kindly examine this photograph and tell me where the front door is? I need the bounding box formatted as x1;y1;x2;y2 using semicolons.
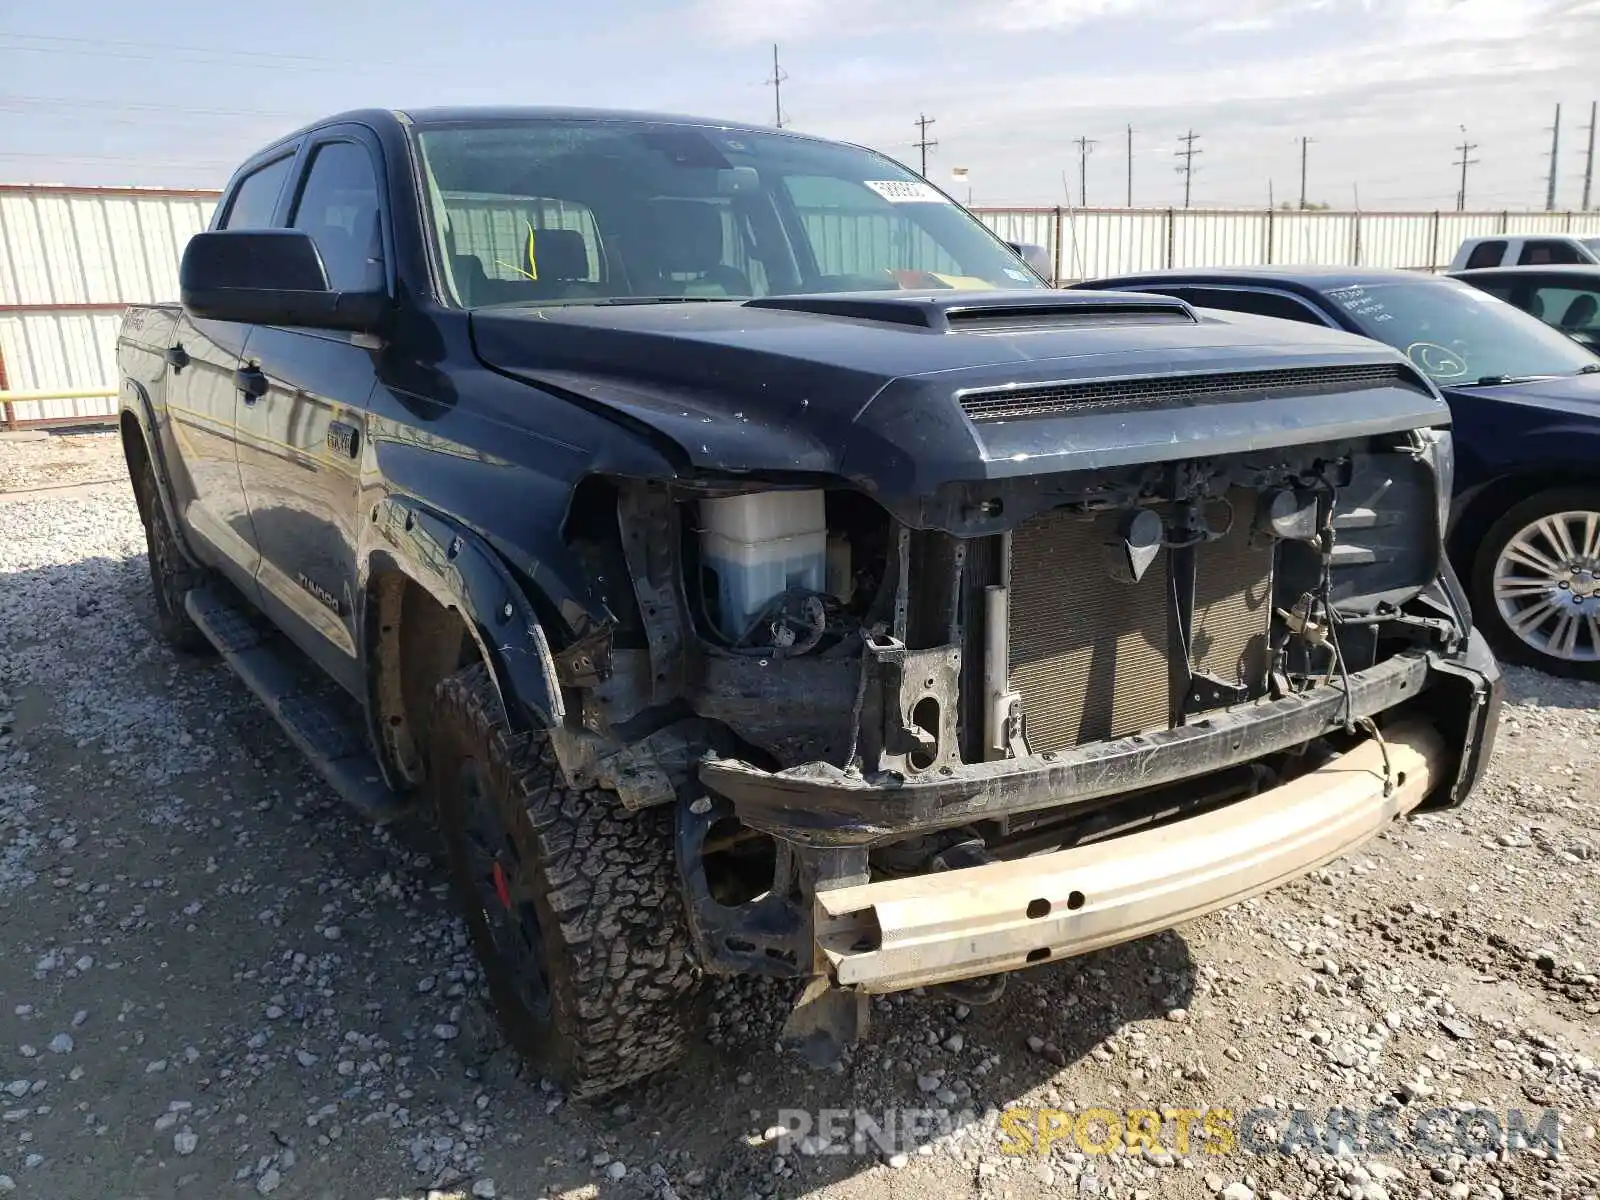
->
234;134;388;697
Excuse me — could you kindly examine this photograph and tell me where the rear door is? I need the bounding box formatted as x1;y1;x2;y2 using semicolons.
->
164;153;296;593
233;129;388;696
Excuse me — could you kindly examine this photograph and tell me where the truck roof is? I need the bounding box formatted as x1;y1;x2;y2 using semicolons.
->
257;105;813;157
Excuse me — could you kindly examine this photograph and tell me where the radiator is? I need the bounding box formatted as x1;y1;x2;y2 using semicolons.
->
1007;493;1272;753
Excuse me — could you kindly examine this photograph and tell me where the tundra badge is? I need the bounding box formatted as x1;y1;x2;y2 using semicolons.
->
297;573;342;615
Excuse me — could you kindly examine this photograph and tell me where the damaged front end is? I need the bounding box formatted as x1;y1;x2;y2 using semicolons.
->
542;373;1501;1062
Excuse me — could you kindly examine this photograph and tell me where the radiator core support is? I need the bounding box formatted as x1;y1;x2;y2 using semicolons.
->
1005;493;1274;755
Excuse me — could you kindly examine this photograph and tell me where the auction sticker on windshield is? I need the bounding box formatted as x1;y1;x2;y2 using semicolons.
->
864;180;952;204
1325;285;1393;324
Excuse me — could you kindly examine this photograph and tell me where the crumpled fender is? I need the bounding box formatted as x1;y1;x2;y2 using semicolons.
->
362;494;564;732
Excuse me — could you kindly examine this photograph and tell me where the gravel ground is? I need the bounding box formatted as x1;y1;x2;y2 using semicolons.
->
0;431;124;493
0;435;1596;1200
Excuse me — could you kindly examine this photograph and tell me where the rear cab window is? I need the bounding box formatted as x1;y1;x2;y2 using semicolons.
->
444;193;606;300
1518;240;1585;265
219;155;295;230
1461;241;1505;269
784;175;972;289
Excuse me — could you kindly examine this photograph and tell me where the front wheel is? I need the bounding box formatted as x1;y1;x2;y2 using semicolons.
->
1471;487;1600;681
430;664;700;1097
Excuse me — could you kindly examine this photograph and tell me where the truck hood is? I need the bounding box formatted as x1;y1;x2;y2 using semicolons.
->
470;290;1451;497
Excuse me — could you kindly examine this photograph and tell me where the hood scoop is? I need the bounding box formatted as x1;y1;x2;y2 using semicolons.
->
743;289;1196;333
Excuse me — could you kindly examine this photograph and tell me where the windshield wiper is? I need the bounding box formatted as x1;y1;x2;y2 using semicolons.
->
1577;363;1600;374
1471;374;1556;386
587;296;743;306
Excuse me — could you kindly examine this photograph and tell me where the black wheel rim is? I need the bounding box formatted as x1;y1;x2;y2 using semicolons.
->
455;758;551;1020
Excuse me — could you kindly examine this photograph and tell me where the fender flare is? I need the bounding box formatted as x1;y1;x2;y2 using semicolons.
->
362;494;566;736
119;381;203;568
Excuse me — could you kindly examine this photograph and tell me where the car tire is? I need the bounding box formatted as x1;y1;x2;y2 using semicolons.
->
131;454;214;656
1470;487;1600;681
430;663;700;1097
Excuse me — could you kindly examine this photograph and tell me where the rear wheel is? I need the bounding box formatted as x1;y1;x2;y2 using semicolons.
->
431;664;700;1096
1471;487;1600;681
131;453;213;655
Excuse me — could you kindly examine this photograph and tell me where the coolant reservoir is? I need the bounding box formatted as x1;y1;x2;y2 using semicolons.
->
700;491;827;642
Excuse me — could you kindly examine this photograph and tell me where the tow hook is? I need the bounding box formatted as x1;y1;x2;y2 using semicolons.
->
780;977;870;1069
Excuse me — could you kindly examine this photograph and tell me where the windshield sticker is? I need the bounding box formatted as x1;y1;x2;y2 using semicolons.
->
1325;284;1394;323
1406;341;1468;379
864;179;952;204
1003;267;1031;282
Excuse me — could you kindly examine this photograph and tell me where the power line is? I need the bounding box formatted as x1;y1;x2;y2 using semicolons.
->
1072;135;1097;207
1454;126;1480;212
766;44;788;129
1175;130;1202;208
0;93;305;120
0;150;236;166
914;113;938;179
0;30;456;74
1546;103;1562;211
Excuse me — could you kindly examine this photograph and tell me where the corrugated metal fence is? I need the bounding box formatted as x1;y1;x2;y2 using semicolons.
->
4;182;1600;429
977;207;1600;283
0;184;215;427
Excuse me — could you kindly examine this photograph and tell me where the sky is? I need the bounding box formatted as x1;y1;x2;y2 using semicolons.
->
2;0;1598;210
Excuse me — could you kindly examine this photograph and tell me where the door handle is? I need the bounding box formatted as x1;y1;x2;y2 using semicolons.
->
234;365;269;403
164;344;190;371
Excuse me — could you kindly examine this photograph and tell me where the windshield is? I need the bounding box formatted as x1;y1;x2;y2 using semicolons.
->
1318;278;1600;383
412;118;1041;308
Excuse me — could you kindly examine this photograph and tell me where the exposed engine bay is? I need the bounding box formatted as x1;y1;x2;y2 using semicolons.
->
549;426;1476;1001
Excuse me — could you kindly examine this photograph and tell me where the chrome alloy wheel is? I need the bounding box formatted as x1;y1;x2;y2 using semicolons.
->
1492;510;1600;663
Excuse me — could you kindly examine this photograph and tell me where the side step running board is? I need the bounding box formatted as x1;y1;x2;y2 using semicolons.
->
185;586;409;824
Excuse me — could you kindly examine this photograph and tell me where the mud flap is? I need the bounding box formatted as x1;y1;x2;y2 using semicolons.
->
781;978;870;1068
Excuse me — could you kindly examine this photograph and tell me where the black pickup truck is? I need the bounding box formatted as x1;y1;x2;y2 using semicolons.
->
116;106;1501;1097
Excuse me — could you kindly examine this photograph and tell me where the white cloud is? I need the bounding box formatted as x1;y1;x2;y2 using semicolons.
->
686;0;1593;207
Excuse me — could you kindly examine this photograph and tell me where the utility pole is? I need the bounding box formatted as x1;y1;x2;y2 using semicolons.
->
766;44;787;128
1175;130;1202;208
1454;126;1479;212
1546;103;1562;211
1126;124;1135;207
913;113;938;178
1298;136;1315;209
1072;135;1097;207
1582;100;1596;211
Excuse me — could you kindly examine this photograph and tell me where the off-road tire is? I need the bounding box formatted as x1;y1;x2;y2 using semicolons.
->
431;664;700;1097
131;454;214;655
1471;486;1600;682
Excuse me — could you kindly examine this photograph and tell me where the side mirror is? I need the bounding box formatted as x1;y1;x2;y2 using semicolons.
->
1005;241;1055;282
180;229;386;332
